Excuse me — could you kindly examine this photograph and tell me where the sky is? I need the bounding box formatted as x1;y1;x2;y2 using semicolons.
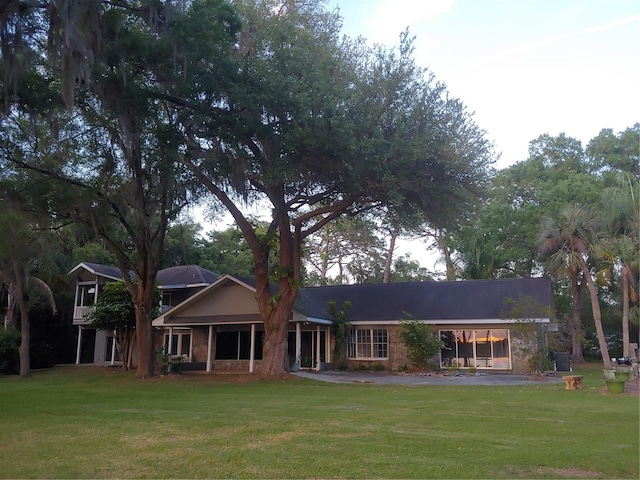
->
197;0;640;275
330;0;640;168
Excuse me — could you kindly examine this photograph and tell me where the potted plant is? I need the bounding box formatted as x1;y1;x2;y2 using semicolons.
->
614;366;631;381
604;378;626;394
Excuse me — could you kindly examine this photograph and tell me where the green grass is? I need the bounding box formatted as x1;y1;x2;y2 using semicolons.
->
0;365;637;479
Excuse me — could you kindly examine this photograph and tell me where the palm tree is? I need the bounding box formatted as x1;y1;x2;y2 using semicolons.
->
541;205;612;367
0;211;57;377
455;229;500;280
601;173;640;358
542;252;586;364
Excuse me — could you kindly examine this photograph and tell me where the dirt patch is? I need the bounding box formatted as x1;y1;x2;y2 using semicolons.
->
543;467;604;478
170;370;297;384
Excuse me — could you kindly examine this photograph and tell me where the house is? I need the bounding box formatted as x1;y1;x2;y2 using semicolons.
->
152;274;555;373
69;262;218;364
69;262;555;373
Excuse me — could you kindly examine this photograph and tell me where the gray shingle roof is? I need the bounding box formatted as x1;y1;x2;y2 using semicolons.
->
68;262;124;280
69;263;219;289
297;277;553;322
156;265;219;288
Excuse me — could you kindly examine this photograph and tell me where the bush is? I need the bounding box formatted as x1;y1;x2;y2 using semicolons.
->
30;341;56;369
0;329;20;374
399;320;443;371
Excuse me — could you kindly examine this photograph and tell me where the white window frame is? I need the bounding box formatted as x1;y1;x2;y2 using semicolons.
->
164;329;192;361
439;329;512;370
347;328;388;360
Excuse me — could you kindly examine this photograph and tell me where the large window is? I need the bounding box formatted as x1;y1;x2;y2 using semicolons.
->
440;329;511;369
347;328;388;360
216;331;263;360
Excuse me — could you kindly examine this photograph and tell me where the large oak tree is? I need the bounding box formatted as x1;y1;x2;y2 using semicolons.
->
178;0;495;375
1;0;240;378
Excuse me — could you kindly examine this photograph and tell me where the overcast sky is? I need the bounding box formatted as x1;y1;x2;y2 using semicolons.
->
331;0;640;168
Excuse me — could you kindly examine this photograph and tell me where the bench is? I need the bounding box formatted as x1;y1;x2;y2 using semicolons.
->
562;375;584;390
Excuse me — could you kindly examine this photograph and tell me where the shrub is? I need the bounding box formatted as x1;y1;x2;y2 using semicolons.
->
0;328;20;374
399;320;443;371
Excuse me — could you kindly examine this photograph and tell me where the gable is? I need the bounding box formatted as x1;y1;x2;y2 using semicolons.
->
68;262;123;282
152;275;260;326
178;282;259;318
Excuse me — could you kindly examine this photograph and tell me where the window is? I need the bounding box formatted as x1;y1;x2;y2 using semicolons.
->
76;284;97;307
161;292;172;313
215;331;263;360
440;329;511;369
348;328;388;360
164;330;192;359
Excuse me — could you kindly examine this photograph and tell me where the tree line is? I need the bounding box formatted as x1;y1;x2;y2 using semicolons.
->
0;0;637;377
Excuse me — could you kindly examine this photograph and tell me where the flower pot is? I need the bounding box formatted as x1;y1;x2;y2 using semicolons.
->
614;370;630;381
605;378;626;394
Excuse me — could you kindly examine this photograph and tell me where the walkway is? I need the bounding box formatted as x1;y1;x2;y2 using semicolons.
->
294;370;565;386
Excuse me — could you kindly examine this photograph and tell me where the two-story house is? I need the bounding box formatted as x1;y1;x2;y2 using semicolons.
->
69;262;218;365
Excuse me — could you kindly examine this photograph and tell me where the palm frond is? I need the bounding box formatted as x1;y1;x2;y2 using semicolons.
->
26;277;57;314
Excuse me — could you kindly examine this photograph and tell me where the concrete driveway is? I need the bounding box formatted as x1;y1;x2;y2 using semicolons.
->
294;370;565;386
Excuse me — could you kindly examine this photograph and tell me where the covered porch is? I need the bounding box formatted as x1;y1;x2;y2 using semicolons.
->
160;320;332;373
153;275;333;373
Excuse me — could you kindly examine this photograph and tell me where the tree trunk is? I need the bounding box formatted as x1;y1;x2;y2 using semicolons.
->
259;287;297;375
621;264;631;358
569;274;585;363
115;329;135;370
12;262;30;377
320;227;330;285
433;230;456;281
17;295;30;377
133;274;157;379
578;255;612;368
383;229;397;284
4;293;16;330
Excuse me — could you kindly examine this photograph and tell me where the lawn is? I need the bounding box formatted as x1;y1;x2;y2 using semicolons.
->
0;364;637;479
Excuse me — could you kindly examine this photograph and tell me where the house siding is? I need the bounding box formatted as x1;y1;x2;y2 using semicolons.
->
157;322;534;373
343;323;533;373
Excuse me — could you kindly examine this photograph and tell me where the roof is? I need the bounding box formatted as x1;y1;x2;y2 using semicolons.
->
68;263;219;289
156;265;219;289
67;262;123;281
154;275;553;326
72;261;554;325
297;277;554;322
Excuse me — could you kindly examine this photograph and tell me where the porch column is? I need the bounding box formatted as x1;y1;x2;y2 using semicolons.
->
110;331;116;366
168;326;173;354
295;322;301;370
206;325;213;372
249;323;256;373
75;327;83;364
326;326;331;366
316;325;321;371
72;286;80;321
